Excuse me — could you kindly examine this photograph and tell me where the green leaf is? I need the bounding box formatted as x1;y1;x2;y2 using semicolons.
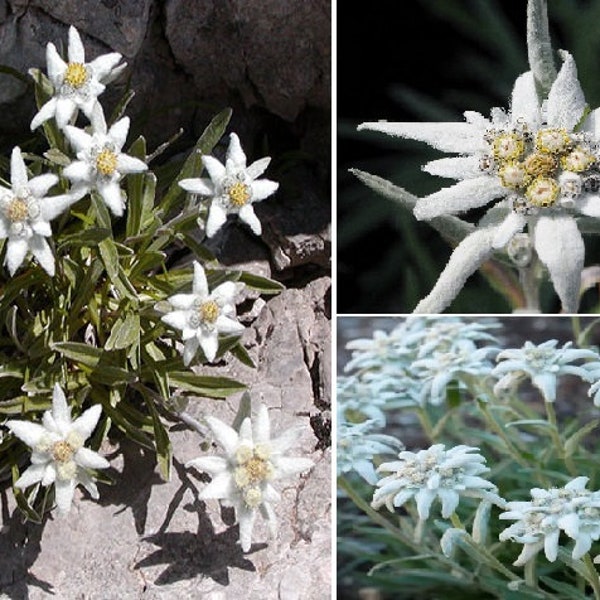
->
565;419;600;457
231;391;252;431
52;341;102;368
228;341;256;368
145;394;172;481
237;271;285;294
58;227;112;249
161;108;232;214
505;419;555;431
105;312;140;351
169;371;246;398
527;0;557;98
99;237;120;281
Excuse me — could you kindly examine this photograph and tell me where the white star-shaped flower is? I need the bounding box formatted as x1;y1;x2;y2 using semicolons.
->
179;132;279;237
62;108;147;216
6;383;109;514
372;444;504;520
360;51;600;313
186;404;314;552
0;147;75;276
160;261;245;365
31;25;125;130
500;477;600;565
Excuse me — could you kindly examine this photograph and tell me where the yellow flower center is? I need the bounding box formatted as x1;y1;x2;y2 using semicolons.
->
227;182;251;207
526;177;559;208
536;128;571;154
5;198;29;222
52;440;75;463
243;487;263;508
561;146;596;173
492;133;525;161
64;62;88;89
498;161;527;189
524;153;557;178
199;300;219;324
96;148;118;176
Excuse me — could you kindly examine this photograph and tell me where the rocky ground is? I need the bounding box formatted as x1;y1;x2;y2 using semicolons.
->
0;2;331;598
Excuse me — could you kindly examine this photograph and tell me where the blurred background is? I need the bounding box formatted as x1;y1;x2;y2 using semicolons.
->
338;0;600;313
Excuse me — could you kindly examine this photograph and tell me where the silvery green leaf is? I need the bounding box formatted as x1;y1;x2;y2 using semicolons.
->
527;0;557;98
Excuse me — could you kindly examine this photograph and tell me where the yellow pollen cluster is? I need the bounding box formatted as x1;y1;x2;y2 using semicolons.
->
525;177;559;208
243;456;271;484
227;182;251;207
536;128;571;154
5;198;29;222
498;161;527;189
64;62;88;89
96;148;118;176
200;300;219;324
524;153;557;178
52;440;75;463
561;147;595;173
492;133;525;161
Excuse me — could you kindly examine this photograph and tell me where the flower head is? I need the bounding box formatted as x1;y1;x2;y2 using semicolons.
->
360;52;600;312
186;404;313;552
31;26;125;130
160;261;245;364
6;383;109;514
0;147;75;276
62;108;147;216
492;339;600;402
372;444;503;520
179;133;279;237
499;477;600;565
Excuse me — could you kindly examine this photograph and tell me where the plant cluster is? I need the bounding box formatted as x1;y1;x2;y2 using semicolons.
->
338;316;600;599
0;25;313;552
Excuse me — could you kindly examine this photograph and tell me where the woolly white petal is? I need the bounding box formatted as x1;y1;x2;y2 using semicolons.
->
116;154;147;176
275;457;313;478
40;193;76;221
46;43;66;85
182;337;199;366
161;310;189;331
55;98;77;129
179;177;213;196
250;179;278;202
239;204;262;234
205;415;240;456
492;211;527;248
238;507;258;552
414;177;504;220
197;471;233;500
6;237;30;276
10;147;28;190
253;405;270;444
358;121;486;154
513;541;544;566
14;463;47;488
210;280;237;304
108;117;130;151
202;156;226;183
414;227;496;313
577;194;600;217
67;26;86;63
30;236;55;276
226;133;247;169
192;261;209;297
205;203;228;237
510;72;541;127
199;331;219;362
30;98;58;131
414;488;437;520
54;477;76;514
531;215;584;313
167;293;196;310
97;180;124;216
28;174;58;198
6;420;47;448
89;52;123;81
64;126;93;154
215;315;244;335
74;447;109;470
423;156;482;180
72;404;102;440
546;51;586;131
247;157;271;179
51;383;71;428
31;221;52;238
185;456;228;475
63;161;93;182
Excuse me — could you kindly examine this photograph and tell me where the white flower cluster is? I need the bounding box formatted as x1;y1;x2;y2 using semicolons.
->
371;444;504;520
500;477;600;565
360;52;600;312
493;339;600;402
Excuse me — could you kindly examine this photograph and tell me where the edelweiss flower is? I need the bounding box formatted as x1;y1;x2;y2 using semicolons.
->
62;108;147;216
6;383;109;514
360;52;600;312
372;444;503;519
337;412;403;484
179;133;279;237
492;339;600;402
160;261;245;364
186;404;314;552
0;147;75;276
31;25;125;130
499;476;600;565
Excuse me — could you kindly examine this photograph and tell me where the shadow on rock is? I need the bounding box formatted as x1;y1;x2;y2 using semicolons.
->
0;489;53;599
135;459;264;587
97;438;164;534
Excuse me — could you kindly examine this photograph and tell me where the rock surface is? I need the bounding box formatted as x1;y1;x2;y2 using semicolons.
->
0;278;331;599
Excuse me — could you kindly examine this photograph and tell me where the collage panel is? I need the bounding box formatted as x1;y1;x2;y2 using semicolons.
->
338;0;600;314
337;314;600;599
